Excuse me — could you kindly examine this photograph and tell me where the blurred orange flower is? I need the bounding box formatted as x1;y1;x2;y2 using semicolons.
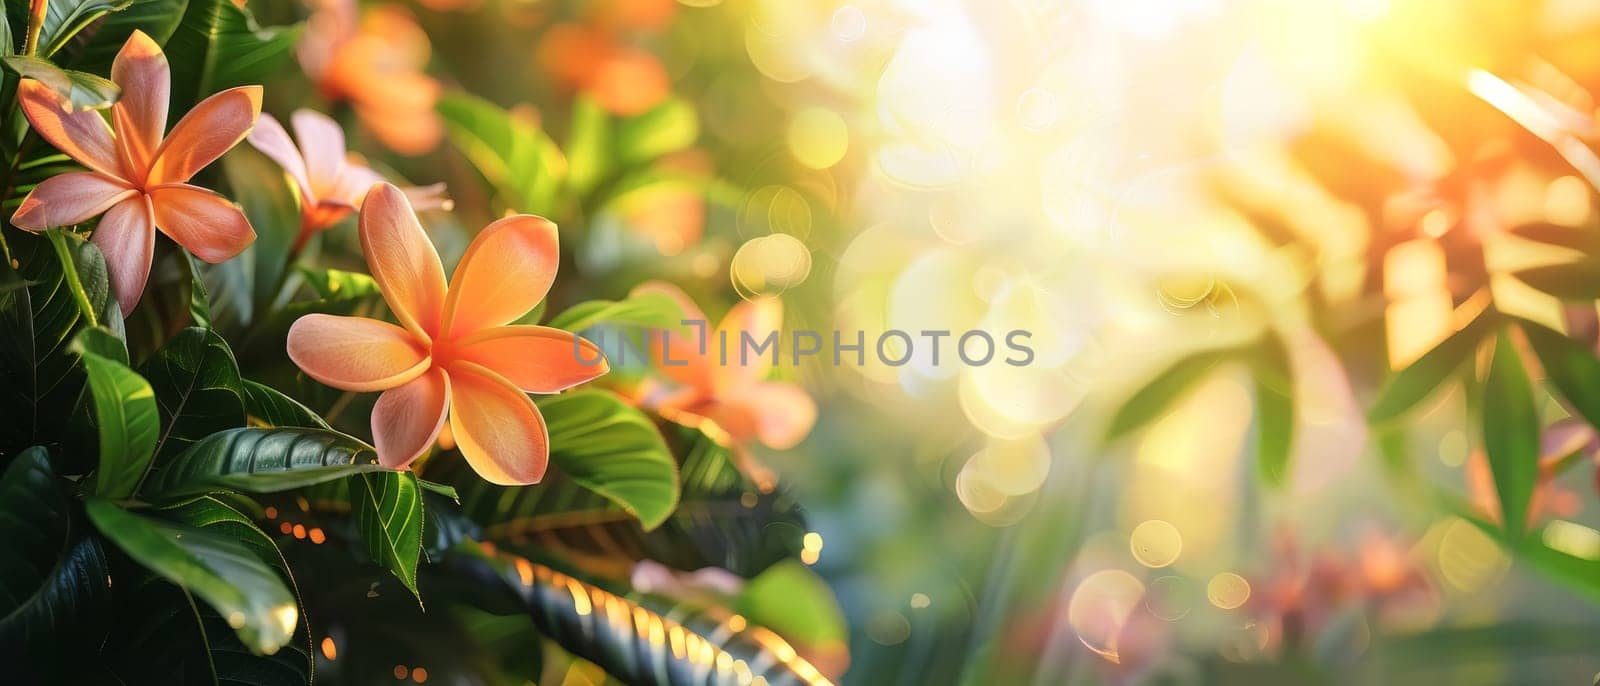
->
287;184;607;485
10;31;260;313
248;108;449;247
635;281;816;490
298;0;442;155
536;22;670;116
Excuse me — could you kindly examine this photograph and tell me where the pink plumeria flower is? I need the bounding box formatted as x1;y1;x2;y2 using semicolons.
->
247;108;448;248
637;281;817;490
10;30;260;313
286;184;607;485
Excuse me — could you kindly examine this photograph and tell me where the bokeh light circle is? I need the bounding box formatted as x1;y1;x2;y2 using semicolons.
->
1130;520;1183;568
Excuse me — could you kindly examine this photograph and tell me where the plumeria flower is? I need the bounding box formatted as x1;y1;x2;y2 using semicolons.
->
298;0;442;155
10;31;260;313
536;22;670;116
286;184;606;485
637;281;817;489
247;108;449;248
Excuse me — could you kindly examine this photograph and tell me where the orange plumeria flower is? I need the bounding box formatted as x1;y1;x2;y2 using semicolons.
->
536;22;670;116
10;31;260;313
247;108;448;248
637;282;816;488
298;0;442;155
286;184;607;485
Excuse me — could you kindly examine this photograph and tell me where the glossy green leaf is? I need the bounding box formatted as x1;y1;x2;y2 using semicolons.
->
144;427;384;497
1368;309;1496;424
140;327;247;463
0;232;115;459
352;471;424;600
5;0;134;59
1512;261;1600;301
1;56;119;110
1105;347;1238;441
0;448;113;659
735;560;847;649
1519;318;1600;432
439;92;567;213
546;291;685;333
163;0;299;112
73;329;160;499
241;378;330;429
62;0;188;73
540;390;680;528
1482;330;1540;537
86;499;298;654
450;547;832;686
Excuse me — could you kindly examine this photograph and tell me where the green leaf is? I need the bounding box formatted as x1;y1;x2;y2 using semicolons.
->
1513;261;1600;301
565;95;609;195
1368;309;1497;424
450;548;832;686
139;327;247;462
73;328;160;499
241;378;330;429
298;265;379;300
546;291;686;333
1519;318;1600;432
222;147;301;316
352;471;424;600
123;240;208;360
0;232;115;458
615;97;698;166
0;448;113;659
163;0;299;113
75;323;129;363
735;560;847;649
1105;347;1238;441
1482;330;1540;537
5;0;134;59
45;228;113;328
1252;334;1294;485
1;56;119;110
538;390;680;529
85;499;298;655
439;92;568;213
143;427;384;497
61;0;188;74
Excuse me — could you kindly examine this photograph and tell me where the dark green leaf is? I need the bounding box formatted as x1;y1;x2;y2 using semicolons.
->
546;291;686;333
61;0;188;74
73;329;160;499
164;0;298;112
143;427;384;497
352;471;424;600
1;56;118;110
0;448;113;661
4;0;134;59
449;547;831;686
140;327;247;465
86;499;298;654
223;147;301;315
1519;317;1600;432
1482;330;1540;536
1368;309;1496;424
241;378;330;429
1513;261;1600;301
1106;347;1238;441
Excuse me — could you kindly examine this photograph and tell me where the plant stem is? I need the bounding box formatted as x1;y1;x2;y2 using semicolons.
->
23;0;48;57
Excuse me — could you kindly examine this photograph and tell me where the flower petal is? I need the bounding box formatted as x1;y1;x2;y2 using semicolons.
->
441;214;559;338
358;183;448;339
147;184;256;262
17;79;124;178
448;362;549;485
11;172;135;230
92;196;157;315
148;86;262;184
453;326;608;393
290;109;347;192
286;313;430;392
372;366;450;468
246;112;314;202
633;280;713;393
723;381;816;450
110;30;170;174
710;296;783;395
